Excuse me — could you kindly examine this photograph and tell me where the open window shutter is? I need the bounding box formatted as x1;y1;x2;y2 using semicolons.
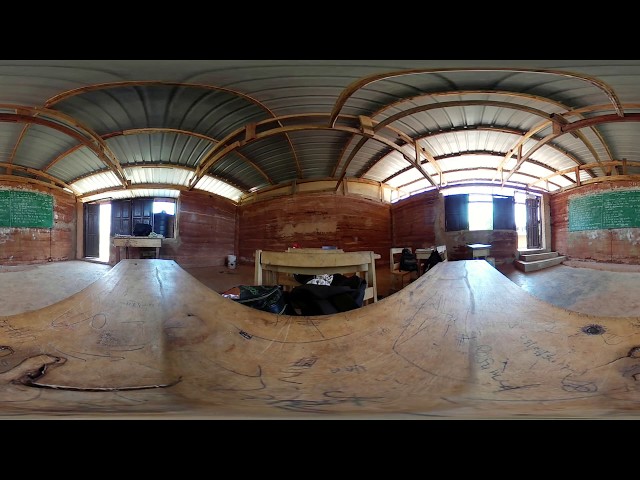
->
445;194;469;231
493;196;516;230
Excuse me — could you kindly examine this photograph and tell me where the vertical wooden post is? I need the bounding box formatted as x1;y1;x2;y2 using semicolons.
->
575;166;581;186
245;123;256;141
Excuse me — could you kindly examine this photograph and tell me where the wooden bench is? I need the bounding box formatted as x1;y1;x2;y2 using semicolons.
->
255;249;378;304
390;247;413;291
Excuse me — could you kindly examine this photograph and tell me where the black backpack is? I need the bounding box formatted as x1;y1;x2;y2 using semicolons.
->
423;249;443;273
133;223;152;236
400;248;418;272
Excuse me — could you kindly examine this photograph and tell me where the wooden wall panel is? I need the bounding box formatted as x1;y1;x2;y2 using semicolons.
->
161;190;237;268
445;230;518;262
551;181;640;264
0;182;76;265
390;191;443;250
237;193;391;265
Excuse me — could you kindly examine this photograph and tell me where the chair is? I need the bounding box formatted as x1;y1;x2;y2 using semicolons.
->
390;247;412;291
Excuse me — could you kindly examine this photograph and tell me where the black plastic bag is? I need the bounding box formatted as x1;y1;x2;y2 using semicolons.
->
233;285;287;314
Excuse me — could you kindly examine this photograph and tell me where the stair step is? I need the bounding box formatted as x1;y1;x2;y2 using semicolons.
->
514;255;567;272
518;248;548;255
520;252;558;262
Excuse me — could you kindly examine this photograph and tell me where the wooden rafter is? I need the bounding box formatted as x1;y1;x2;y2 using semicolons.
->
0;174;74;194
0;111;127;188
530;160;640;187
338;100;551;188
187;123;437;190
503;113;640;183
43;128;274;186
0;162;76;192
330;89;582;186
0;105;127;187
41;81;302;181
329;67;623;127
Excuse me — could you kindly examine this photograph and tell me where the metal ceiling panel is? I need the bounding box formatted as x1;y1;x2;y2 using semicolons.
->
81;188;180;204
439;169;497;184
0;62;123;105
385;168;427;189
437;153;504;172
344;138;413;180
366;150;413;183
106;132;213;167
124;166;193;187
285;130;348;179
194;175;243;202
380;102;558;138
12;124;78;170
71;171;122;195
48;146;108;183
525;142;581;172
518;161;561;180
207;151;267;192
0;123;24;162
591;123;640;161
422;130;521;158
53;85;271;139
234;137;297;185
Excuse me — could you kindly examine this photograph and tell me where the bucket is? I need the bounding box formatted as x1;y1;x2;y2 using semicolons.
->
227;254;237;269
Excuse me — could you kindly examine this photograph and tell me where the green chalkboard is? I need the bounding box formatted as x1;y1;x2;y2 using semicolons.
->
0;190;54;228
569;190;640;231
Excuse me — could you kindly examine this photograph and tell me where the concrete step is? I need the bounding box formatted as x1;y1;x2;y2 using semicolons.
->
514;255;567;272
520;252;558;262
518;248;548;255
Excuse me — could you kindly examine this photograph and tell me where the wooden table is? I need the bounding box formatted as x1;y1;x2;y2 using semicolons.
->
467;243;491;259
113;236;162;263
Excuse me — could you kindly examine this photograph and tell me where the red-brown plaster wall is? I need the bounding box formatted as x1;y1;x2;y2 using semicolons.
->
159;190;237;268
551;181;640;264
237;193;391;264
0;182;76;265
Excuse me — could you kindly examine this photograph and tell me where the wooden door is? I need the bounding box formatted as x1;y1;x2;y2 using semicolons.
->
84;203;100;258
526;197;541;249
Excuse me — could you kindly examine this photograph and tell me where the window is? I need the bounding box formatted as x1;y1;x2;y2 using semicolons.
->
468;194;493;231
445;193;516;232
111;198;176;238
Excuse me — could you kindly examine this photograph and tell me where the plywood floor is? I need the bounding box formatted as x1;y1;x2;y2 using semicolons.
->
0;258;639;419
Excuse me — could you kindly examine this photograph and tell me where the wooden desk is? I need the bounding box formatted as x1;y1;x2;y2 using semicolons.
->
467;243;491;259
255;249;379;304
113;236;162;263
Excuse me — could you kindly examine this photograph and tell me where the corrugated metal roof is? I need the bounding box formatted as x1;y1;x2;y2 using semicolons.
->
12;124;77;170
0;123;23;162
106;132;213;167
2;60;640;201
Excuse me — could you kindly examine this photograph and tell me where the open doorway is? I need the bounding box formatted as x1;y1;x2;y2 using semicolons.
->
83;202;112;263
514;192;542;251
98;203;111;262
